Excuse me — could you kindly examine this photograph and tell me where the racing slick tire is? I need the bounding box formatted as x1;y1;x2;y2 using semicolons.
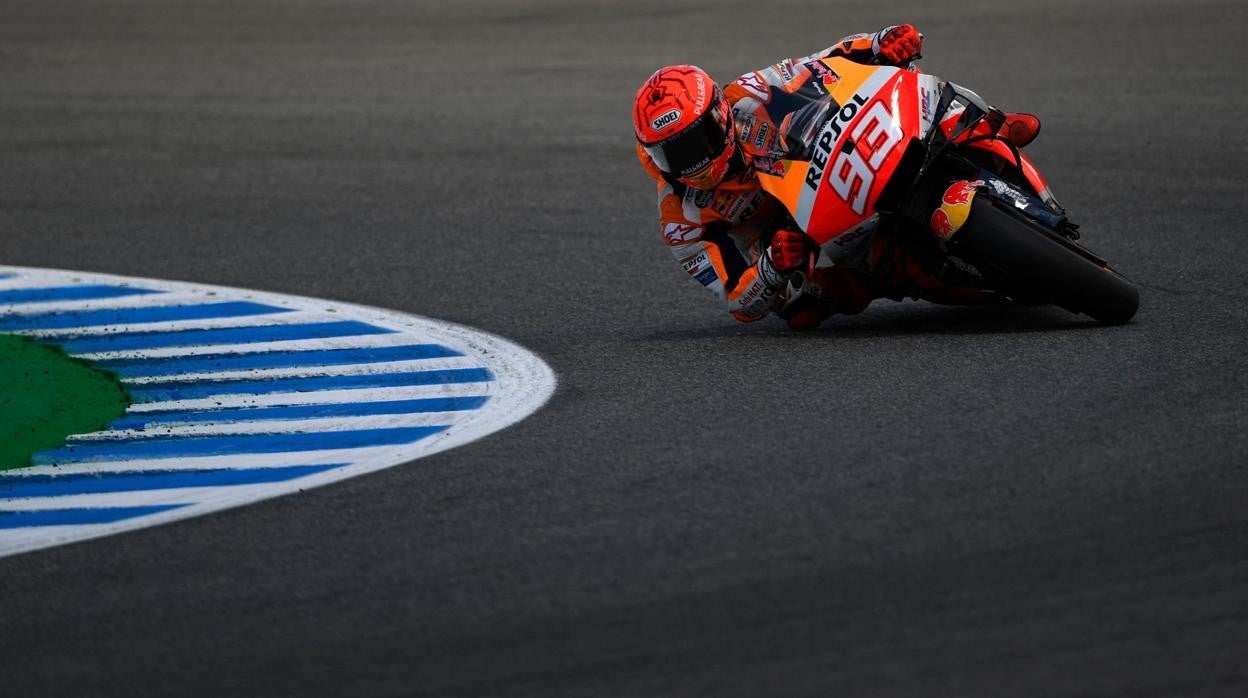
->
950;198;1140;324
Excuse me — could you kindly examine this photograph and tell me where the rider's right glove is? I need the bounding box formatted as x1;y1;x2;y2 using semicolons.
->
757;229;812;288
874;24;923;66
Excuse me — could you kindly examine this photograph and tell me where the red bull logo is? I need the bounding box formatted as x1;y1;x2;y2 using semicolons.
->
930;208;957;240
943;179;982;206
803;60;840;89
929;180;983;242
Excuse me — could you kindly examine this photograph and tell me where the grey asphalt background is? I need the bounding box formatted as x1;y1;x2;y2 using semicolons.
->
2;0;1247;696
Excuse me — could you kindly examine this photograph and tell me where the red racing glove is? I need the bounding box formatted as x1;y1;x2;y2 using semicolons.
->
758;229;813;288
768;229;811;275
874;24;923;66
768;228;808;274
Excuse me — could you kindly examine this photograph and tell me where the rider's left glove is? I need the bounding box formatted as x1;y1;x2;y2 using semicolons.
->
874;24;923;66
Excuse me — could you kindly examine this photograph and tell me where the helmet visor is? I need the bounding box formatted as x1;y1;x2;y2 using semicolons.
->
642;94;733;179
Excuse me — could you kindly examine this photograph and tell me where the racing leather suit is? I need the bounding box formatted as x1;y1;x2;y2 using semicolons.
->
638;29;933;324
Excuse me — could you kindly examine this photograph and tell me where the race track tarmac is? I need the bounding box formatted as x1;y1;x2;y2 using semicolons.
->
2;0;1246;695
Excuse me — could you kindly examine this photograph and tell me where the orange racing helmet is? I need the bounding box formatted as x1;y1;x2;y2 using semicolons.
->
633;65;737;190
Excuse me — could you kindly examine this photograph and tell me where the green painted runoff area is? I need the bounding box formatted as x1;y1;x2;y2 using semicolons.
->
0;334;130;471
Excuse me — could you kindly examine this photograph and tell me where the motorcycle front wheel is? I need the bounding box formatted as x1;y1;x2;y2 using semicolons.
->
949;198;1140;324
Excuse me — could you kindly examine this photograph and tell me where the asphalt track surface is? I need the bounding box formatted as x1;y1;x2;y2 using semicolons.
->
2;1;1246;696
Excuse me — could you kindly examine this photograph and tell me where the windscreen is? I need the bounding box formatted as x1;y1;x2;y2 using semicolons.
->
773;95;836;162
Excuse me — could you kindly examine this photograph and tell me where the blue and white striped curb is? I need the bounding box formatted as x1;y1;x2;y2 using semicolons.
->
0;266;556;558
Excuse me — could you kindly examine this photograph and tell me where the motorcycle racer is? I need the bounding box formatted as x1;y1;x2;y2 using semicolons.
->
633;25;1042;328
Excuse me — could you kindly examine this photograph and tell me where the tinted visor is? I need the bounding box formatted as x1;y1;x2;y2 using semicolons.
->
642;94;732;178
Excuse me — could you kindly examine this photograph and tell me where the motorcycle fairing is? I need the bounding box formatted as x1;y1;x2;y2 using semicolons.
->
758;58;925;246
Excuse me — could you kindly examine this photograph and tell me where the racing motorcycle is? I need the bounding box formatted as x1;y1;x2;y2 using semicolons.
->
758;56;1139;324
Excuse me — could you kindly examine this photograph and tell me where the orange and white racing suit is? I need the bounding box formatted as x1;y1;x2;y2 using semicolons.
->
638;31;941;324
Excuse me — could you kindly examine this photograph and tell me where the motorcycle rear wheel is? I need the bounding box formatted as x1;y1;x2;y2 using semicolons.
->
950;199;1140;324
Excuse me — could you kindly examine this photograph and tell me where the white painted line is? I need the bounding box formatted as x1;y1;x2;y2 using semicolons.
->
118;355;486;384
14;310;317;338
124;383;493;413
74;331;443;361
10;446;393;476
68;413;461;439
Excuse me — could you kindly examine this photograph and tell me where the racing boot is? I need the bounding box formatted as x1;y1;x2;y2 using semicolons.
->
777;273;834;330
778;267;876;330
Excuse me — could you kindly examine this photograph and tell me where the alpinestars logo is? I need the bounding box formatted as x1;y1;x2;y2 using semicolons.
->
735;72;769;103
663;222;702;244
